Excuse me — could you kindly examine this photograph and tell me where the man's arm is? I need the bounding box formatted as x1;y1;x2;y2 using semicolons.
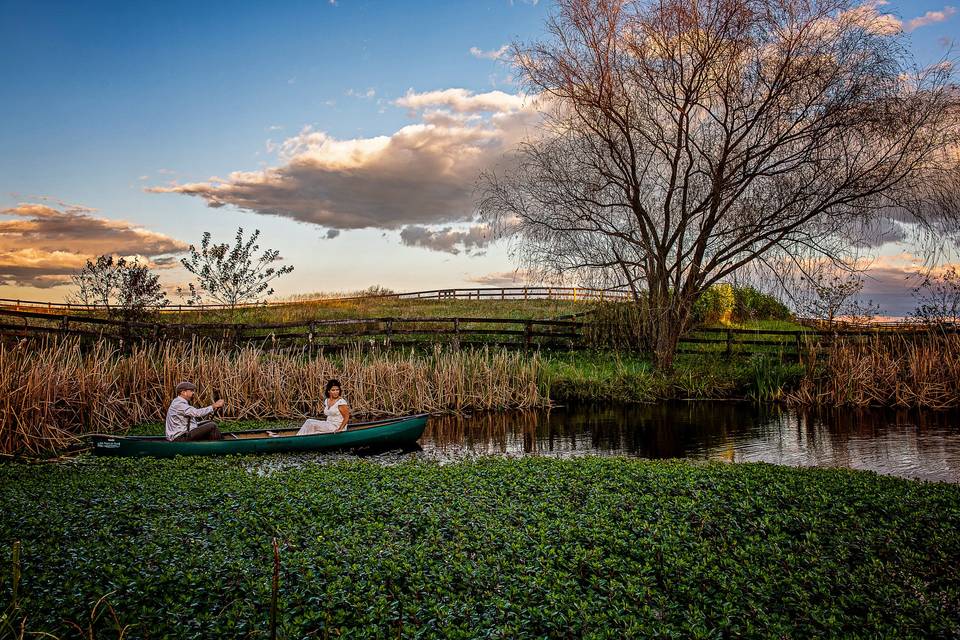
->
183;404;215;418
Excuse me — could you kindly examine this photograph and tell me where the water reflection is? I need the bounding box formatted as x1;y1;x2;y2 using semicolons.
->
423;404;960;483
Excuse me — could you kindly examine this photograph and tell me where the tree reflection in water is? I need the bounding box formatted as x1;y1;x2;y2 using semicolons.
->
422;404;960;482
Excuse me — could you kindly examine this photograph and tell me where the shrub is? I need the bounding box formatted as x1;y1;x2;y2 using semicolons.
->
733;286;792;322
693;283;737;324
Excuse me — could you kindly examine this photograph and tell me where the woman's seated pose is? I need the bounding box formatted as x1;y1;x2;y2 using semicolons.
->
297;379;350;436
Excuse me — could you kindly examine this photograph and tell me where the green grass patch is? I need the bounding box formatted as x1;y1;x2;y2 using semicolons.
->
1;457;957;638
724;318;808;332
541;352;805;403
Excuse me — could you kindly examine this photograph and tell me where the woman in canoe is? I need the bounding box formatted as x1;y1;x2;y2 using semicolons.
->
297;379;350;436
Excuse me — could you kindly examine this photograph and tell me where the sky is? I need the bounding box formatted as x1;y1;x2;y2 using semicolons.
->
0;0;957;314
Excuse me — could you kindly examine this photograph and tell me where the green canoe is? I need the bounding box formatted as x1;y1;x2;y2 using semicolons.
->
90;414;428;457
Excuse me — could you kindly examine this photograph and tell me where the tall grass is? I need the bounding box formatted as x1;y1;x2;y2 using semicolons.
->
0;339;545;456
789;332;960;409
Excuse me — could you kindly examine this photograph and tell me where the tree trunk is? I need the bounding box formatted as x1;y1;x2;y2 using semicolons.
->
645;291;693;373
651;316;682;372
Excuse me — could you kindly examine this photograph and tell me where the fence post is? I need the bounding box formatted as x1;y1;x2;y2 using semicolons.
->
308;321;315;352
725;328;733;358
524;321;532;351
795;332;803;364
453;318;460;351
385;320;393;349
524;287;528;301
60;315;70;333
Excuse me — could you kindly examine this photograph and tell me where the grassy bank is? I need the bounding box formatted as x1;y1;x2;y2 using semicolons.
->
4;326;959;456
1;457;957;638
543;351;804;403
0;338;806;456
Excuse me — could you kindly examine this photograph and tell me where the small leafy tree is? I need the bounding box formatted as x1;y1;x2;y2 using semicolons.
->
69;255;168;321
178;228;294;308
910;267;960;326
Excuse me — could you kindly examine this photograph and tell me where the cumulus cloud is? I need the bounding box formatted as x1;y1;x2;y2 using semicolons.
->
821;1;901;36
906;6;956;31
395;88;528;113
470;45;510;60
0;203;187;288
399;223;492;255
148;89;539;234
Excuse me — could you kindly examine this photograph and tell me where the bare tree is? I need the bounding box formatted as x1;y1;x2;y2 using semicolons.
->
480;0;959;369
797;270;880;327
179;228;294;309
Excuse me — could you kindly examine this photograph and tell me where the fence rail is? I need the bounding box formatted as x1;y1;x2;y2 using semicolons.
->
0;287;632;314
0;306;954;357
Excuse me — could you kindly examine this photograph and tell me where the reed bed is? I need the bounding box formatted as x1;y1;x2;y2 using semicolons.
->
789;332;960;409
0;338;545;456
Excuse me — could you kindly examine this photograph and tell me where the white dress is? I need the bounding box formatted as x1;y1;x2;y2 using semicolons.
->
297;398;348;435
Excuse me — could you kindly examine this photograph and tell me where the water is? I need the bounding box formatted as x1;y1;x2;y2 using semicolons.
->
419;403;960;483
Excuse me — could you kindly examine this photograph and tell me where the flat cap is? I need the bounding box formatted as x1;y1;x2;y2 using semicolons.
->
175;381;197;393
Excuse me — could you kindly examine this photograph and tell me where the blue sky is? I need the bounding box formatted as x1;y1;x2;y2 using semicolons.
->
0;0;957;313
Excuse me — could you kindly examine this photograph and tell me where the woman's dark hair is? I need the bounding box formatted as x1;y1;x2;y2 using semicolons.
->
324;379;342;398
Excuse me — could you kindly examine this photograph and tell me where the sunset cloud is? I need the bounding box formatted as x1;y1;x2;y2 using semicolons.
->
0;203;187;288
148;89;540;240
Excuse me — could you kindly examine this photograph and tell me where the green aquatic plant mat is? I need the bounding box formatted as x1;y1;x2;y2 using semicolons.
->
1;457;958;638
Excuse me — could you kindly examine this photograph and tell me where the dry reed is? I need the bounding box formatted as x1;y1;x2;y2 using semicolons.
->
0;338;546;456
788;332;960;409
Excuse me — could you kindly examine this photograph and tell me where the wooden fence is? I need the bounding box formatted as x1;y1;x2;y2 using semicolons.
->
1;306;952;358
0;287;631;314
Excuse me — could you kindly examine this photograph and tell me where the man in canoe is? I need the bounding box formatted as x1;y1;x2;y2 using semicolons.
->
165;381;225;441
